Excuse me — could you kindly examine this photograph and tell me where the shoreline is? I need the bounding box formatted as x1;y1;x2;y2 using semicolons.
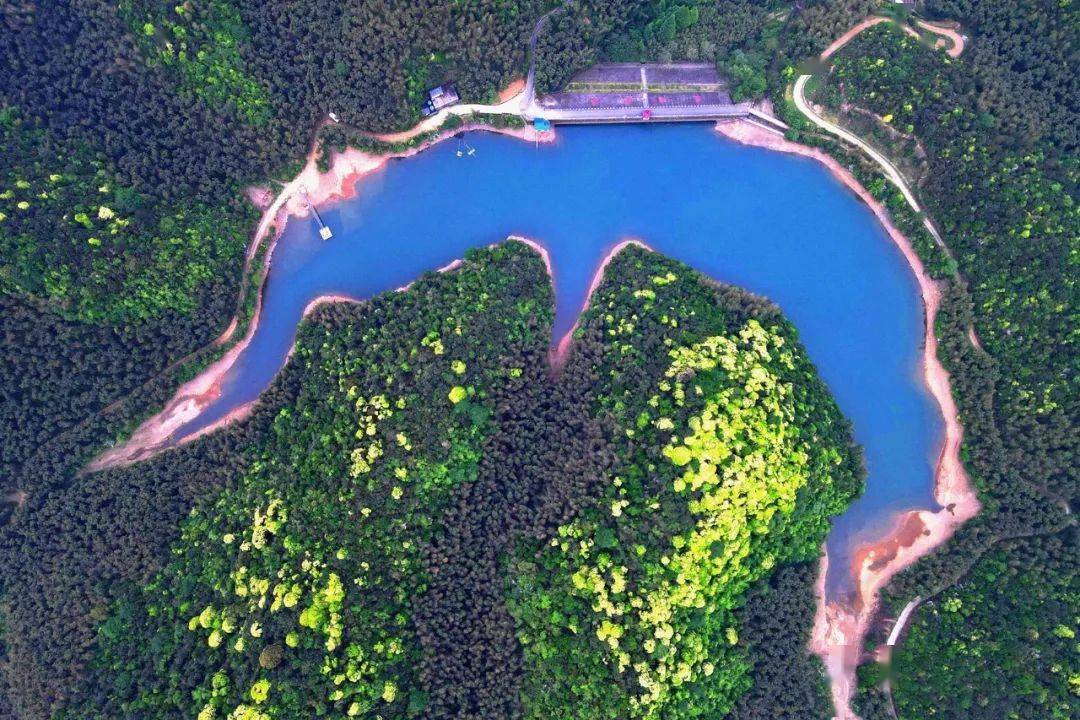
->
395;258;464;293
85;115;977;717
715;118;980;718
548;238;652;370
811;551;857;713
252;120;553;259
87;225;604;472
87;120;554;473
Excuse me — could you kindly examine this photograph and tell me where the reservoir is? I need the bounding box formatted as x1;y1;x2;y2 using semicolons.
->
174;124;942;596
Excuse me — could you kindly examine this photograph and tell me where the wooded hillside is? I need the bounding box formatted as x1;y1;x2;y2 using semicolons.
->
802;3;1077;717
1;242;862;718
1;2;1075;718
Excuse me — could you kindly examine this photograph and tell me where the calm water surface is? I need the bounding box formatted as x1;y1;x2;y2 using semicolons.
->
181;124;942;596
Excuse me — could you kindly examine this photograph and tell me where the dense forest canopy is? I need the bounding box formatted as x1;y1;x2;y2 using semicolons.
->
1;1;1077;718
890;532;1078;719
1;242;861;718
798;2;1077;718
508;247;861;719
0;0;545;496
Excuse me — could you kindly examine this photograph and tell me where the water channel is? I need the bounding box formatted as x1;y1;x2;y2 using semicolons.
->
173;124;942;596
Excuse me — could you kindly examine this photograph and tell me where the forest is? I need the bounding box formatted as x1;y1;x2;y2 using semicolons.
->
1;1;1076;718
0;0;552;504
508;245;862;718
0;0;886;494
799;2;1077;718
0;241;861;718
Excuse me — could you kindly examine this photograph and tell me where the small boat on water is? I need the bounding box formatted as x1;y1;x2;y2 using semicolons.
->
457;138;477;157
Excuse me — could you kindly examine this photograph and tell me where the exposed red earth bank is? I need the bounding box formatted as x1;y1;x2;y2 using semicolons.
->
89;122;553;472
547;238;652;370
715;118;979;719
90;103;977;720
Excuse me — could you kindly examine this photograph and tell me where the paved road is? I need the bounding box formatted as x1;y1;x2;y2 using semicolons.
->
795;11;965;249
793;72;954;269
793;74;923;212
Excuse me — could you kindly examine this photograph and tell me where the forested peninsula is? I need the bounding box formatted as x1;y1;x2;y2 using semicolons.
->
2;242;862;718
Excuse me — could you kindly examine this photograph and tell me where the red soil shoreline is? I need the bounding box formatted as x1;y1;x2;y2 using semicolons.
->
252;121;552;263
548;238;652;370
88;122;554;472
715;118;980;719
89;113;975;720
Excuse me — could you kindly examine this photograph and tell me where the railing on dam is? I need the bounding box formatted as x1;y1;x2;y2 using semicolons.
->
525;62;764;126
533;104;755;124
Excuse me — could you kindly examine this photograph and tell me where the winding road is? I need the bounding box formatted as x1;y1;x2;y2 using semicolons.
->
792;12;971;262
520;1;575;117
917;20;966;58
793;74;923;213
793;71;949;258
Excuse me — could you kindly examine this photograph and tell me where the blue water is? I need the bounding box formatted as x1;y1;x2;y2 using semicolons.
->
179;124;942;596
